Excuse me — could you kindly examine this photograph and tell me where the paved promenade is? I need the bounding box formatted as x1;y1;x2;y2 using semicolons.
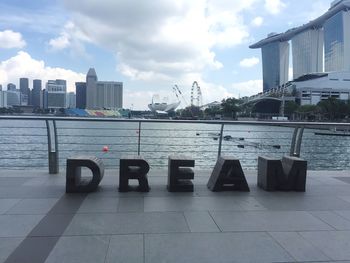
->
1;169;350;263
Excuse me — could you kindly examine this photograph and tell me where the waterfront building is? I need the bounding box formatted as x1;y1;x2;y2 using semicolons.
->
289;71;350;105
324;9;350;71
32;79;42;108
85;68;123;110
250;0;350;91
20;78;30;106
292;29;324;79
5;90;21;106
0;90;7;107
0;84;2;91
46;79;67;109
7;83;16;91
75;82;86;109
260;35;289;91
67;92;76;108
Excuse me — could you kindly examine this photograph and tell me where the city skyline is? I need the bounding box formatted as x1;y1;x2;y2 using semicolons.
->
0;0;333;109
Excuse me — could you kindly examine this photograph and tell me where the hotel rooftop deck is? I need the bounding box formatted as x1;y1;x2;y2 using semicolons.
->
1;169;350;263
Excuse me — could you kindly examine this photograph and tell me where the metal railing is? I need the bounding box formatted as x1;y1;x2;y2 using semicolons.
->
0;116;349;172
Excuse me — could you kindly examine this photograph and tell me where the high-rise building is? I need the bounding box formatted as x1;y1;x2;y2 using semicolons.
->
260;36;289;92
250;0;350;92
75;82;87;109
292;29;324;79
0;91;7;107
7;83;16;91
85;68;123;109
96;82;123;109
46;79;67;109
324;10;350;71
86;68;97;109
19;78;30;106
6;90;21;106
66;92;76;108
0;85;2;91
42;89;48;109
32;79;42;108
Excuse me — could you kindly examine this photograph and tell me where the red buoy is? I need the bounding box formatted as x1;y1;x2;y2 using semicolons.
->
102;146;109;152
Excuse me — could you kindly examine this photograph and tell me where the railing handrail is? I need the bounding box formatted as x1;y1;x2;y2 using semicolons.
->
1;115;350;128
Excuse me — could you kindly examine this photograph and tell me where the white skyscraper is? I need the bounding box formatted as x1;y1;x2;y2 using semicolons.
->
292;29;324;79
46;79;67;109
85;68;123;110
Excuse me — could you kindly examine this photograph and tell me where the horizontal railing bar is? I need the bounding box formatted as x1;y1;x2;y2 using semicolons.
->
0;126;46;129
1;115;350;128
0;134;46;137
58;135;138;138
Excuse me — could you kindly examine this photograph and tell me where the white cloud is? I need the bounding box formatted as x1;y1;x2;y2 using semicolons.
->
231;79;262;97
251;16;263;27
239;57;260;68
264;0;286;15
0;51;85;91
48;22;91;58
0;30;26;49
61;0;258;82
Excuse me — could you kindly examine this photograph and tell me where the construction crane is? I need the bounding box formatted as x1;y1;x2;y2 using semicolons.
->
173;84;189;107
191;81;203;107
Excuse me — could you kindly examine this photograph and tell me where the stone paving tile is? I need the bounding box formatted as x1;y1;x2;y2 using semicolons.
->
299;231;350;261
309;211;350;230
6;198;58;215
269;231;330;262
0;237;24;263
117;197;144;212
184;211;220;232
45;235;110;263
106;235;143;263
256;195;350;211
0;199;20;214
0;214;44;237
144;232;294;263
77;196;119;213
144;196;243;212
64;212;189;235
334;210;350;221
210;211;333;232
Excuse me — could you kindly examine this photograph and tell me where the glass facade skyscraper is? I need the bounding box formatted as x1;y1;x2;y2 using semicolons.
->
251;0;350;92
261;41;289;92
292;29;324;79
32;79;42;108
324;10;350;71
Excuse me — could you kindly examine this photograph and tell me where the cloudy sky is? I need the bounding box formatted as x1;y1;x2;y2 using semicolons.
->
0;0;330;109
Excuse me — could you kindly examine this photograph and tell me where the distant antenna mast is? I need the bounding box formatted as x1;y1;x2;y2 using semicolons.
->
191;81;203;107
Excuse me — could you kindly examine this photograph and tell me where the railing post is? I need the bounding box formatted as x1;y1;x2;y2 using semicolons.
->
46;120;59;174
137;121;141;155
217;124;224;158
290;126;304;157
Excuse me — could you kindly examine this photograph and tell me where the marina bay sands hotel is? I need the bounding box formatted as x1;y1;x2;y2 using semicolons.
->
250;0;350;93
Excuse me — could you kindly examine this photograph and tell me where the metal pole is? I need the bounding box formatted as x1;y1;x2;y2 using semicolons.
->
137;121;141;155
217;124;224;158
294;126;304;157
45;120;59;174
290;126;299;156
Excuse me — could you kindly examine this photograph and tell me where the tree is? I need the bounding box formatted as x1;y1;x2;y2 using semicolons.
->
317;97;348;120
204;106;222;118
296;105;319;121
221;98;240;119
284;101;299;117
